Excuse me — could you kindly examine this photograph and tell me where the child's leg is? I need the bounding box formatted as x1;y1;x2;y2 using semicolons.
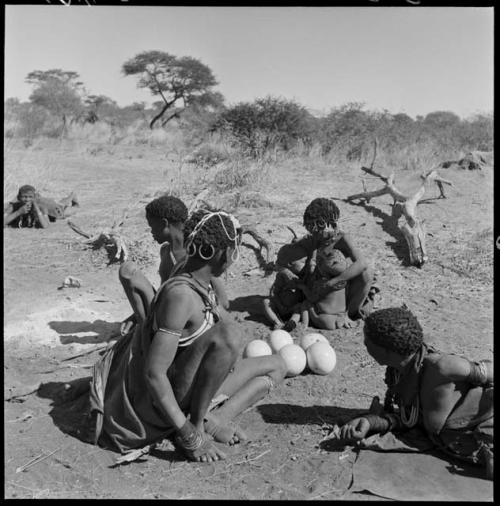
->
308;305;350;330
262;297;284;329
204;354;287;443
118;261;155;327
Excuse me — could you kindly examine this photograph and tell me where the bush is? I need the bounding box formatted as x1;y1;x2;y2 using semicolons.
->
212;96;317;157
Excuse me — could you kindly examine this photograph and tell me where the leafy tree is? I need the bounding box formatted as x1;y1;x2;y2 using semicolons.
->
213;96;316;156
79;94;121;124
423;110;461;130
122;51;219;129
26;69;85;134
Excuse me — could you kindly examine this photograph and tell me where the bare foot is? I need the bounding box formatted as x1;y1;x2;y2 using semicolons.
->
204;413;248;445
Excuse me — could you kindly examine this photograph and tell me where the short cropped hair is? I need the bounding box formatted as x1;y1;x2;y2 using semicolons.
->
364;307;424;356
184;209;239;260
18;185;36;196
145;195;188;225
303;198;340;228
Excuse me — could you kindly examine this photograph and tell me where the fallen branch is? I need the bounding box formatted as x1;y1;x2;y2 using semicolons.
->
346;141;453;267
5;384;42;402
61;341;115;362
233;448;271;465
240;225;273;264
16;447;61;473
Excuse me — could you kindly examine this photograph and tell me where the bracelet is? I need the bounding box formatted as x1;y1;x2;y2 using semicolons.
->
177;420;203;451
469;360;491;387
364;414;390;434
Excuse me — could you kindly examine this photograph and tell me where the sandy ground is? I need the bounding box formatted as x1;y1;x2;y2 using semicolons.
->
4;142;493;499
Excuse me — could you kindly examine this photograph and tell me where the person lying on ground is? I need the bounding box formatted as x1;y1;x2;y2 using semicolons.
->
4;184;50;228
335;307;493;480
4;185;79;228
119;195;230;335
89;209;287;463
36;190;79;221
264;197;377;328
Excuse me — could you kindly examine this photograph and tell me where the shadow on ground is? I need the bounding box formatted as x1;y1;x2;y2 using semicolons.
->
229;295;271;325
49;319;121;345
36;378;186;464
257;403;365;427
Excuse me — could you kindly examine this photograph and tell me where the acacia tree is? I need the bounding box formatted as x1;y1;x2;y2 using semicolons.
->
26;69;85;134
122;51;219;129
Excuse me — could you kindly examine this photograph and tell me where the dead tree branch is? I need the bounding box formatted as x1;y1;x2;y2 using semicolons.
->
346;145;453;267
66;203;140;264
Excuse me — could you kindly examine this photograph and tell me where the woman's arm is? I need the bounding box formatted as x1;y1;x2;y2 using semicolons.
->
143;287;192;430
421;354;493;436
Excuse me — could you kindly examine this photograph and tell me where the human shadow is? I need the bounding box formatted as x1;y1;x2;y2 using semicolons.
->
36;377;94;445
36;378;186;464
229;294;271;325
342;199;410;266
257;403;365;427
49;319;121;345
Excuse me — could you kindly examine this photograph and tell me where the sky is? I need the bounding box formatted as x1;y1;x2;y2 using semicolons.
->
4;5;494;119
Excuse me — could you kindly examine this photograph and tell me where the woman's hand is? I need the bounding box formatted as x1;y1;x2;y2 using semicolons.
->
338;417;371;442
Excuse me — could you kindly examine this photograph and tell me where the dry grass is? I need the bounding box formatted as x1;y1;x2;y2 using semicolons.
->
4;137;62;203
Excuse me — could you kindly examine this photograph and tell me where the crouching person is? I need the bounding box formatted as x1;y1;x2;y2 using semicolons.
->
336;307;493;480
89;209;287;462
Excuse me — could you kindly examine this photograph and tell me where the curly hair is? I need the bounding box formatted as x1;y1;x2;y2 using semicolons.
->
364;307;424;356
145;195;188;225
184;209;239;260
303;198;340;229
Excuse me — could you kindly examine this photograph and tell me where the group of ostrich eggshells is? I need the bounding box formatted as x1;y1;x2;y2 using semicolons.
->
243;329;337;377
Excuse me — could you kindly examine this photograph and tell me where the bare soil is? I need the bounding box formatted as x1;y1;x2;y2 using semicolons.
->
4;142;493;499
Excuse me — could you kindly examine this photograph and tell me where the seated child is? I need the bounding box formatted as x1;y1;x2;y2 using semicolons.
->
4;185;49;229
297;242;352;330
263;243;351;331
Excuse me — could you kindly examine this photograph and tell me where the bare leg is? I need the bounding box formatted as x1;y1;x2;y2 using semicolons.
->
205;354;287;444
346;266;375;320
118;261;156;328
308;305;349;330
59;191;79;208
168;321;242;433
262;298;284;329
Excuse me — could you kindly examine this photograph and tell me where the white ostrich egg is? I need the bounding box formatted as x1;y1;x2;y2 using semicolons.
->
269;329;293;353
300;332;329;351
279;343;307;377
243;339;273;358
306;341;337;375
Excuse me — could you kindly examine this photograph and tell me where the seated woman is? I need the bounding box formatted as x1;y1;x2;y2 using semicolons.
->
264;197;377;329
119;195;229;335
335;307;493;480
4;184;49;229
89;209;287;463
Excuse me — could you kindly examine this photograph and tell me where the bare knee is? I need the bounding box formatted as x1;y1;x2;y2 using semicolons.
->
362;265;375;284
267;354;287;385
119;261;138;282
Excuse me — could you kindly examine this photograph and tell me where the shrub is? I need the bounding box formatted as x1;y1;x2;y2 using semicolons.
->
212;96;317;157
